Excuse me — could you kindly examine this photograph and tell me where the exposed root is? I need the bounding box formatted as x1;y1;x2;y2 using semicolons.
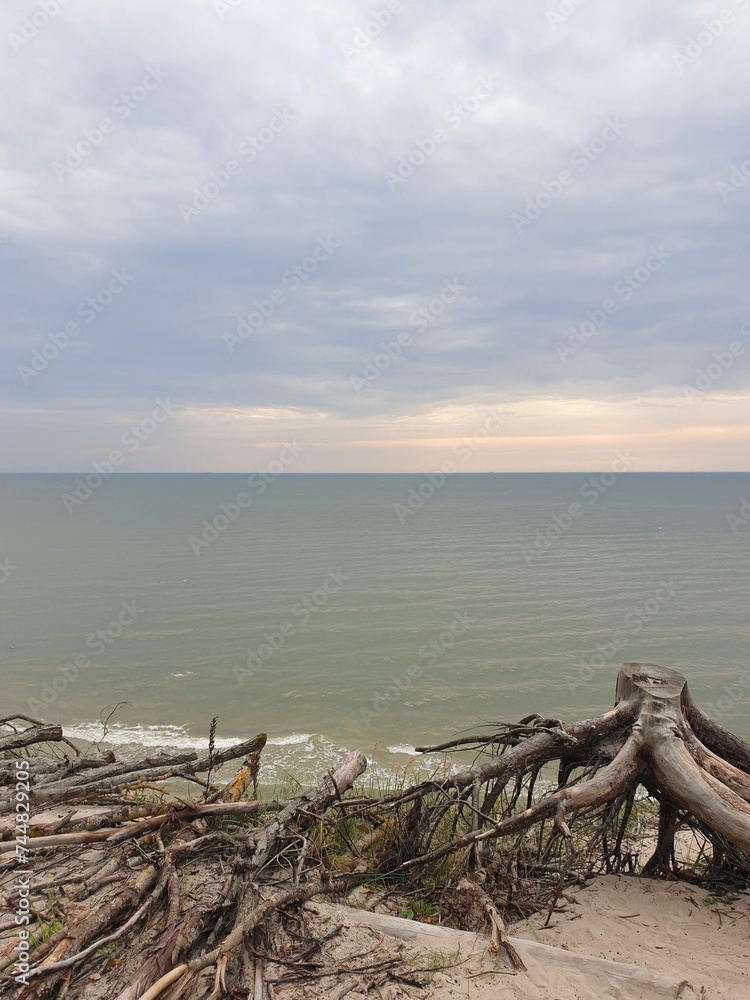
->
3;663;750;998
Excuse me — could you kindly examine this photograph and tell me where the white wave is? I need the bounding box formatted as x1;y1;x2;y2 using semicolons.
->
61;723;457;786
64;722;240;751
64;723;319;754
266;733;313;746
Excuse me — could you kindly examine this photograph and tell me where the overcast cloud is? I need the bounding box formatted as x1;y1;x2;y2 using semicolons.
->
2;0;749;471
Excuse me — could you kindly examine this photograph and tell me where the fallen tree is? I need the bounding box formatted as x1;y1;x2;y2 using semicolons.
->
1;662;748;998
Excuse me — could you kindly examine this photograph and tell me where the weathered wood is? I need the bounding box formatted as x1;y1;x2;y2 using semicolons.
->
95;833;234;1000
309;902;699;998
248;750;367;871
3;669;749;1000
0;724;62;752
19;865;159;999
0;800;276;854
0;733;269;814
397;663;750;869
457;876;526;970
428;706;635;795
682;685;750;774
617;663;750;854
682;728;750;803
119;752;367;1000
403;733;642;868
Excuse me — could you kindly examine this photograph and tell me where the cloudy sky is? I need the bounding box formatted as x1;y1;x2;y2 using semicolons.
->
2;0;749;472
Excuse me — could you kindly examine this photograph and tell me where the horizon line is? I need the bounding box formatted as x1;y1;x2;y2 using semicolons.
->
2;470;749;477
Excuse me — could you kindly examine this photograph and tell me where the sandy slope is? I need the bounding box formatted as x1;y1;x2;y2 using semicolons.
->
515;874;750;1000
282;875;749;999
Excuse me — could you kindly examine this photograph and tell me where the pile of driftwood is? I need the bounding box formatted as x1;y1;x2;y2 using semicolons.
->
2;662;750;999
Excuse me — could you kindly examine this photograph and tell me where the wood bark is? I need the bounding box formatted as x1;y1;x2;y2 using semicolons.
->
0;725;62;752
399;663;750;869
116;752;367;1000
3;664;749;1000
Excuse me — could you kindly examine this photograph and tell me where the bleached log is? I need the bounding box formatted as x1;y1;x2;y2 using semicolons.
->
0;800;276;854
309;902;699;999
0;723;62;752
20;734;266;802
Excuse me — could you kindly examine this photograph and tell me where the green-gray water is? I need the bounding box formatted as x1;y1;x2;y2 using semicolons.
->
2;473;748;781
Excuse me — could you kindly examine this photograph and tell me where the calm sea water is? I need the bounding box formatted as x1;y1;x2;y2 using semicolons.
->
1;473;749;781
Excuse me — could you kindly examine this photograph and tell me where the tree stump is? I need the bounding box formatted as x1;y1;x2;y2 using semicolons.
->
616;662;750;863
401;662;750;875
3;670;750;999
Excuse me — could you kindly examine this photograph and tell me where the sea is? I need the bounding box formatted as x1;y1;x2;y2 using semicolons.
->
1;473;749;784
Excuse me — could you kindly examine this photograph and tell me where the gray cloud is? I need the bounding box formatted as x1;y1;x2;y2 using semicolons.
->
1;0;750;468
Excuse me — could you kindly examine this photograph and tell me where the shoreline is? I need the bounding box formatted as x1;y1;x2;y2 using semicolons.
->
3;674;750;998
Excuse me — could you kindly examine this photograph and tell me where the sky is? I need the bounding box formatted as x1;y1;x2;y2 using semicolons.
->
1;0;750;473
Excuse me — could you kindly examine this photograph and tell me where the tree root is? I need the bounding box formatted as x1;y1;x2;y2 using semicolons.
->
3;663;750;999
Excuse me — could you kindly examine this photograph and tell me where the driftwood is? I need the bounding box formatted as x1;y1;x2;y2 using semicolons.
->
1;662;749;998
0;726;365;999
0;800;277;853
0;725;63;753
309;901;699;999
456;875;526;970
0;733;269;811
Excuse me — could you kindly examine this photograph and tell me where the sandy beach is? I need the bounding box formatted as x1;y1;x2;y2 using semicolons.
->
281;875;748;999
